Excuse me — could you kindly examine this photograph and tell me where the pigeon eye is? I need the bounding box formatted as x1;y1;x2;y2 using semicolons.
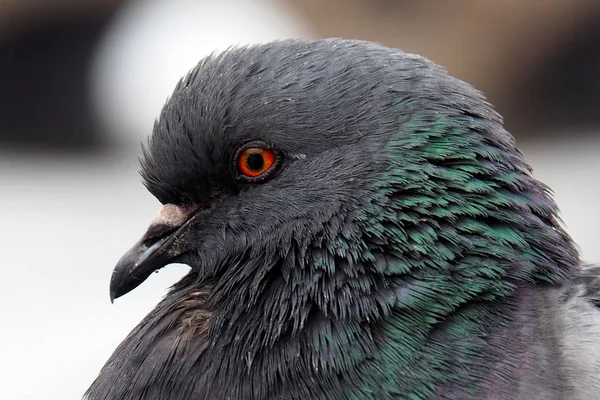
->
236;146;278;180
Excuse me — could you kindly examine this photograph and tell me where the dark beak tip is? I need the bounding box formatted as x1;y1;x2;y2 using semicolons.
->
108;236;174;303
109;273;122;303
109;276;131;303
108;203;197;302
109;286;118;304
108;250;140;304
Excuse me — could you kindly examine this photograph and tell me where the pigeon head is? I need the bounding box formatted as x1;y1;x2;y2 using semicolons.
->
109;40;392;301
95;39;579;399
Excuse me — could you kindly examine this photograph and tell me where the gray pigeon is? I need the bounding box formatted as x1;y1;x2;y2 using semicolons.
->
85;38;600;400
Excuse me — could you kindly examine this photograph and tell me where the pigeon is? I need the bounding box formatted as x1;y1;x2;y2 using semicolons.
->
85;39;600;400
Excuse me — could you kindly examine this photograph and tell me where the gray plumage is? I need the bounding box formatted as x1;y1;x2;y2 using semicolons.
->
85;38;600;400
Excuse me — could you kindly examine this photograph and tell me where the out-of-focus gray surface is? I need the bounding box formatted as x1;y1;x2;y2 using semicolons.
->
0;136;598;400
0;150;191;399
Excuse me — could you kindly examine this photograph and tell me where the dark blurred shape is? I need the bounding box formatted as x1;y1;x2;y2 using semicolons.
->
0;20;105;151
519;12;600;133
0;0;123;153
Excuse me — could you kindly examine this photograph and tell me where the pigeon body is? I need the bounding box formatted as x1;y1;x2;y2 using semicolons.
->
85;39;600;400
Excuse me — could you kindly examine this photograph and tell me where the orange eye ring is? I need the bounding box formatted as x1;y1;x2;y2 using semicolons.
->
237;147;277;178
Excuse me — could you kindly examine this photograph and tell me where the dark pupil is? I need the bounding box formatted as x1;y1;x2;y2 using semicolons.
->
246;153;265;171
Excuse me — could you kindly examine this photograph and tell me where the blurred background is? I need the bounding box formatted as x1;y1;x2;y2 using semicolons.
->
1;1;599;399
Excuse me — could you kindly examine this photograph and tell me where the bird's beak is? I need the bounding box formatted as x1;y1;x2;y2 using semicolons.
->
109;204;199;302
